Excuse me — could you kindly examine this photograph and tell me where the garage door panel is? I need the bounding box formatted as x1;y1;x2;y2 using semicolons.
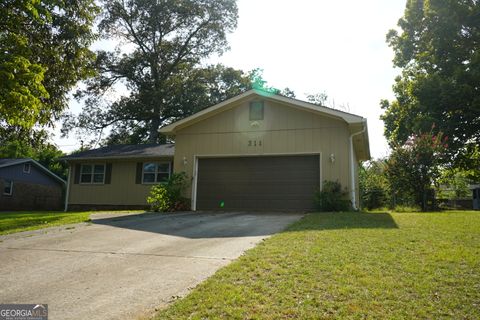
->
196;155;320;211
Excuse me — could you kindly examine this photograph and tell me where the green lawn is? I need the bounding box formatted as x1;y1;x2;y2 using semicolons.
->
0;210;144;235
155;211;480;319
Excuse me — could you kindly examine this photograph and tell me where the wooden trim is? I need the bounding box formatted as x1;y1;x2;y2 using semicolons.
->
64;165;72;211
194;151;322;159
191;156;199;211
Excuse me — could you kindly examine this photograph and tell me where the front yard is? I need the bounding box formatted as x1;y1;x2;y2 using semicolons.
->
0;210;144;235
155;211;480;319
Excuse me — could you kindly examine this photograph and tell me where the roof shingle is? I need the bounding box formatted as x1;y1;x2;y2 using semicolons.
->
62;144;175;160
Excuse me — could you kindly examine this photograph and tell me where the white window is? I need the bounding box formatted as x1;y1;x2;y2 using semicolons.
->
142;162;171;184
80;164;105;184
3;180;13;195
23;163;31;173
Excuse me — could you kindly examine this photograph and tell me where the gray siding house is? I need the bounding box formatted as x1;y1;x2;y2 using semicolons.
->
0;159;66;211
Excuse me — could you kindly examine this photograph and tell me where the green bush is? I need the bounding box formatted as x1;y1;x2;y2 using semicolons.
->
147;172;190;212
314;180;351;212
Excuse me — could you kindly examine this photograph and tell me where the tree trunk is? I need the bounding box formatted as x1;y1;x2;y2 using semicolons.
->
148;114;160;143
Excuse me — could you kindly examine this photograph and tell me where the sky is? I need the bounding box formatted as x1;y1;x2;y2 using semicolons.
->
53;0;407;159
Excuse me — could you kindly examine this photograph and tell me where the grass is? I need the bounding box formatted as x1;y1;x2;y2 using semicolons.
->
155;211;480;319
0;210;145;235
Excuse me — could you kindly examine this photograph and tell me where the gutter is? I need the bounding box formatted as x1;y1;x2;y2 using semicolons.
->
349;120;367;210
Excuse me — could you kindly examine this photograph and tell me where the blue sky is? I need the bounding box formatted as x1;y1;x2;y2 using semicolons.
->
54;0;407;159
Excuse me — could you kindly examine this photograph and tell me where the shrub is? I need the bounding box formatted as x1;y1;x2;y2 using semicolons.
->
314;180;351;212
359;160;389;210
147;172;190;212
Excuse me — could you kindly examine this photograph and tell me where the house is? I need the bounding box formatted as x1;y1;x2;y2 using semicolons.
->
0;158;66;211
62;144;174;211
63;89;370;211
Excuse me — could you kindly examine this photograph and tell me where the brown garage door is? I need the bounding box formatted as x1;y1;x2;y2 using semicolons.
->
196;155;320;211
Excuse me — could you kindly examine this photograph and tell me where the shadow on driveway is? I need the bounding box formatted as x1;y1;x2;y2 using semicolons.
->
92;211;304;239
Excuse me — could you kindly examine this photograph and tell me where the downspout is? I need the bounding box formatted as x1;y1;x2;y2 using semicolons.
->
349;121;366;210
64;163;72;212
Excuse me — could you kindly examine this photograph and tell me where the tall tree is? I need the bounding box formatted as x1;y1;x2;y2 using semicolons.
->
381;0;480;172
65;0;239;144
0;0;99;129
66;64;253;145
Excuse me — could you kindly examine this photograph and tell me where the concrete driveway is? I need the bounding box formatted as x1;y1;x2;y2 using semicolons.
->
0;212;302;320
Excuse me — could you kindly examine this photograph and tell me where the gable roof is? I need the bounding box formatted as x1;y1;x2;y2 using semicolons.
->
0;158;66;185
159;89;371;160
61;143;175;161
159;89;366;134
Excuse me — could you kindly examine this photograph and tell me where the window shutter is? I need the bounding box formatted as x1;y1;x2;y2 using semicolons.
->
135;162;143;184
105;163;112;184
74;164;81;184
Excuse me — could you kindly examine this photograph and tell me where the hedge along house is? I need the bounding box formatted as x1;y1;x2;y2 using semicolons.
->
63;89;370;211
160;89;370;211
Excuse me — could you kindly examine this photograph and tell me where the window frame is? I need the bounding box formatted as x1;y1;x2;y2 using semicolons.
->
23;163;31;173
79;164;106;185
249;101;264;121
3;180;13;196
142;162;171;184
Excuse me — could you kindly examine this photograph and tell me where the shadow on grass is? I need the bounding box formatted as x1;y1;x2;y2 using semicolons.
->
287;211;399;232
91;211;398;239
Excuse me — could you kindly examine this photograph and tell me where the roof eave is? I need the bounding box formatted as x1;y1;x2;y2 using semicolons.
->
159;89;365;134
62;154;174;161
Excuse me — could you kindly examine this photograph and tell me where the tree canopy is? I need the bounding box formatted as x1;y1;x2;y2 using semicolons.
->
381;0;480;173
64;0;239;144
0;128;67;179
0;0;99;130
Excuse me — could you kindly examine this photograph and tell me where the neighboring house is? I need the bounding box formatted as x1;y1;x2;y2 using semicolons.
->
64;89;370;211
0;159;66;211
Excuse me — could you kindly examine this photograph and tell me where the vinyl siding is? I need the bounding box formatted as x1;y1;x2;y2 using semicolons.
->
67;158;172;206
173;99;352;198
0;164;61;187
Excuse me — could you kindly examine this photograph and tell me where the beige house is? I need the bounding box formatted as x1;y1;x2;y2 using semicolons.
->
64;89;370;211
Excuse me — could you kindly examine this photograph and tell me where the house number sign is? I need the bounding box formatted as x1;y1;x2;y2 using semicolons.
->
248;140;262;147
